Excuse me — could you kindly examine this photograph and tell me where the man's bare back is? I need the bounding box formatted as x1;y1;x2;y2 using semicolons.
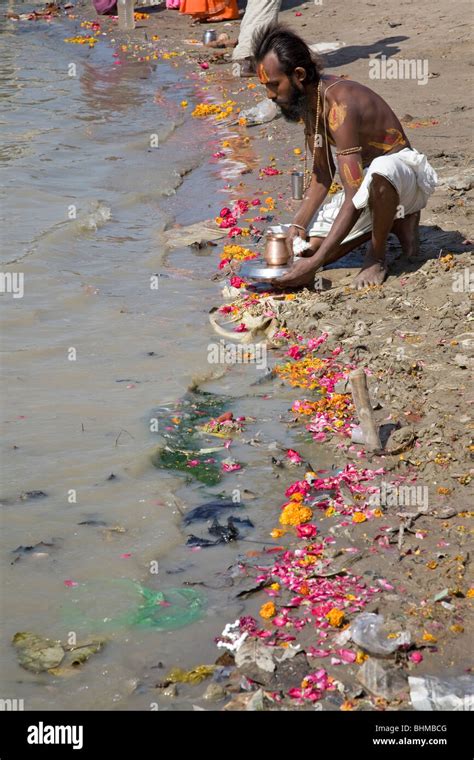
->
307;74;411;167
251;25;436;290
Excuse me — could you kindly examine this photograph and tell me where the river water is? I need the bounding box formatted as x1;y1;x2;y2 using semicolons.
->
0;6;334;710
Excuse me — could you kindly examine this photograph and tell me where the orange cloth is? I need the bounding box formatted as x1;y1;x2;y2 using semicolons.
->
179;0;239;21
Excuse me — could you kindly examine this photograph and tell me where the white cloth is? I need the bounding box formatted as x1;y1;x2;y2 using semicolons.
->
232;0;282;61
308;148;438;242
352;147;438;212
308;183;373;243
293;236;312;255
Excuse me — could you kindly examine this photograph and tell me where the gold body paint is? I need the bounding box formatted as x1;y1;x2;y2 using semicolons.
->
328;102;347;132
341;159;364;189
258;64;270;84
368;127;407;152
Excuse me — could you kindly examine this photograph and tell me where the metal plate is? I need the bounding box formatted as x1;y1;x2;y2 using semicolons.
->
240;260;290;281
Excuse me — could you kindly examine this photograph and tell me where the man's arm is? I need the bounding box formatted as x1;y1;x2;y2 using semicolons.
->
291;163;333;231
286;143;334;255
307;103;364;265
273;101;364;285
308;153;364;266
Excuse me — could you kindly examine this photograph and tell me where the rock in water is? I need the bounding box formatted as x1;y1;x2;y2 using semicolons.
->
203;683;227;701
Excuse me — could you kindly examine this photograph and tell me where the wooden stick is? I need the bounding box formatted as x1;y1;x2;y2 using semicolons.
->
349;368;382;451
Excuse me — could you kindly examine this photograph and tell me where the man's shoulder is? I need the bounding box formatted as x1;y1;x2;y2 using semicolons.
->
324;76;368;100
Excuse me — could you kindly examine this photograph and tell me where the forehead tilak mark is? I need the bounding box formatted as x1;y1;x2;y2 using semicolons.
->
258;64;270;84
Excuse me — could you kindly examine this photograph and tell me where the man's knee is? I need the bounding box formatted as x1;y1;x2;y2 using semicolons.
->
369;173;399;201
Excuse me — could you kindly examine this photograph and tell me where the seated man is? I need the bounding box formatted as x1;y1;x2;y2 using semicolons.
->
252;23;438;289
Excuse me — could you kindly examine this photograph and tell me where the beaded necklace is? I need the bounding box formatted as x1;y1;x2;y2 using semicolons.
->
303;80;322;193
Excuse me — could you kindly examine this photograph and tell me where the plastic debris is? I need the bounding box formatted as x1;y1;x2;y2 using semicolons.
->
235;99;279;127
151;390;231;485
409;675;474;711
183;500;241;525
62;579;205;631
164;665;215;685
357;658;408;700
235;639;276;674
349;612;411;655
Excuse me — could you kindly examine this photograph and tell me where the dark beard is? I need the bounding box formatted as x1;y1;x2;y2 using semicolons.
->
278;85;307;123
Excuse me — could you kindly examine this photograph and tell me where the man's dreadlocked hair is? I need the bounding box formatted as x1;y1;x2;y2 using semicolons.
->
251;22;323;84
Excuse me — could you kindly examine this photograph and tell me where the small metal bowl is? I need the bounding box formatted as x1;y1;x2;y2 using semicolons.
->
203;30;217;45
240;260;290;281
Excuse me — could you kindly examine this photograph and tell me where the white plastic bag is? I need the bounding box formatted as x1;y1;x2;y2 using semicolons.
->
349;612;411;656
409;675;474;711
239;100;279;126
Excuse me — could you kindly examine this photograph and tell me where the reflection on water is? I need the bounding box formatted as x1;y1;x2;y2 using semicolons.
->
0;10;244;711
0;10;335;712
79;60;153;116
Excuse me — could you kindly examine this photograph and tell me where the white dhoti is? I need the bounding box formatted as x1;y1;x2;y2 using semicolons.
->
232;0;282;61
308;148;438;243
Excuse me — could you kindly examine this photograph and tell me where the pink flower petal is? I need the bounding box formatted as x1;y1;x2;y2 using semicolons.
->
296;524;318;539
377;579;394;591
286;449;303;464
309;648;330;658
338;648;357;663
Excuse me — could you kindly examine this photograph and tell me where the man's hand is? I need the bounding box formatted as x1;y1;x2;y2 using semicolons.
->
270;257;319;289
286;225;307;260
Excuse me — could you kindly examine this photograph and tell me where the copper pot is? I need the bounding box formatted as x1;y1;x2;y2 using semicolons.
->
264;232;289;266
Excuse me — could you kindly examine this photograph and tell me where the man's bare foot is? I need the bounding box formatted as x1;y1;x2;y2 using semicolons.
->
391;211;420;260
353;246;387;289
270;257;319;289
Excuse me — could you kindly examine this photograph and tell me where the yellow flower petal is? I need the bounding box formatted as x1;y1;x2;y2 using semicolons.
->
260;602;276;619
270;528;285;538
352;512;367;523
326;608;345;627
